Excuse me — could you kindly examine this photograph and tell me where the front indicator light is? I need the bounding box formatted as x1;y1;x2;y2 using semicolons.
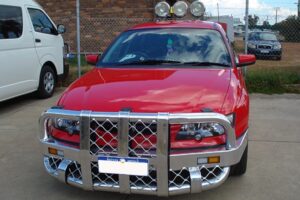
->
208;156;220;164
197;156;220;164
48;147;64;157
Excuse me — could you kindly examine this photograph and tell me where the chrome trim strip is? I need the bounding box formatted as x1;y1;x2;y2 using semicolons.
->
68;178;83;187
189;167;202;193
169;185;190;196
118;111;130;194
40;109;244;196
202;167;230;191
170;131;248;170
57;159;72;183
79;110;93;190
156;113;169;197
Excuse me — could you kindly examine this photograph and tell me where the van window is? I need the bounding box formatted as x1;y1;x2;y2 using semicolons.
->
0;5;23;39
28;8;57;35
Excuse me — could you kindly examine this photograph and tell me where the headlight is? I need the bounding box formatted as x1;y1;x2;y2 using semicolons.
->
176;114;235;141
176;123;225;141
173;1;188;17
273;44;282;50
52;118;80;135
248;43;256;49
190;0;206;17
155;1;170;17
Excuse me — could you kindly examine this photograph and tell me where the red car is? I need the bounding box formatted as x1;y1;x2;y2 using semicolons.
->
39;20;255;196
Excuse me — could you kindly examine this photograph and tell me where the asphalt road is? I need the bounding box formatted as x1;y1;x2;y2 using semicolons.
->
0;90;300;200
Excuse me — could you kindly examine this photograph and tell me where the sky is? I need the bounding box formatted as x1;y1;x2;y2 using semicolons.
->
202;0;298;25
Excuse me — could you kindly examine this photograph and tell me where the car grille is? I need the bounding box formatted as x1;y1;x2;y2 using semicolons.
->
91;162;119;187
258;44;272;49
90;118;118;155
128;120;157;158
90;118;157;158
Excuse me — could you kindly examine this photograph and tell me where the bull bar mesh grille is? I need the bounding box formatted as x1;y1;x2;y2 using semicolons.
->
41;109;236;196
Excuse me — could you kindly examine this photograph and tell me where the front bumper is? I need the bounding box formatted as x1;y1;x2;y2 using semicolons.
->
248;48;282;57
39;109;248;196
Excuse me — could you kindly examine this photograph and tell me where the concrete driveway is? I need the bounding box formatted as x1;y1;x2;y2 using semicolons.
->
0;90;299;200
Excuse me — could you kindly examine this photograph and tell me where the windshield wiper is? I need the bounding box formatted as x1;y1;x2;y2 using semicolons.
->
119;60;183;65
183;62;231;67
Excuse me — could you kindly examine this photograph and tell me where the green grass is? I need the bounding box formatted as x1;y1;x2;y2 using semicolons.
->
61;64;93;86
246;69;300;94
68;55;88;67
63;60;300;94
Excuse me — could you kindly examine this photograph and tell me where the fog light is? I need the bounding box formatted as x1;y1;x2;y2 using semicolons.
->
190;0;206;17
173;1;188;17
155;1;170;17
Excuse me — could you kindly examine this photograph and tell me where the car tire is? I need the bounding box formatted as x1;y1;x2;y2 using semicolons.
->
230;145;248;176
37;65;56;99
276;56;282;61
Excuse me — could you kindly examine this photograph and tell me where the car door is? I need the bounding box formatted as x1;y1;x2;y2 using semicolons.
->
0;4;40;102
26;7;64;75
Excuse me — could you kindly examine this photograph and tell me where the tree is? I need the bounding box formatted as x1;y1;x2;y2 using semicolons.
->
262;20;271;29
272;16;300;42
248;15;259;29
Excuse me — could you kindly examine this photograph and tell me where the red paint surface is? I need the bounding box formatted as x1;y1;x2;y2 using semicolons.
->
53;21;252;151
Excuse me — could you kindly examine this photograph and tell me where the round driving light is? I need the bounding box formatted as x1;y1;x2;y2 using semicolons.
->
173;1;188;17
190;0;206;17
155;1;170;17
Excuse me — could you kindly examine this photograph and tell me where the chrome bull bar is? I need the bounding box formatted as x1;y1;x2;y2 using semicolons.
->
39;109;245;196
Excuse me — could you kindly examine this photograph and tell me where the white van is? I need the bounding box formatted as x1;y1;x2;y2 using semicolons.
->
0;0;68;102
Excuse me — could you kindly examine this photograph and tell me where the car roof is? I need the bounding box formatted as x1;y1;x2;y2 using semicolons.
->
0;0;41;8
129;20;224;31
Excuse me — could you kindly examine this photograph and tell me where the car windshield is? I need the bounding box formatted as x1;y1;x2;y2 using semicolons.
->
249;32;278;41
98;28;231;67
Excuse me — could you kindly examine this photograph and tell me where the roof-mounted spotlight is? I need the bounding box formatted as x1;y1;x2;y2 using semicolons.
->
190;0;206;17
155;1;171;18
173;1;188;17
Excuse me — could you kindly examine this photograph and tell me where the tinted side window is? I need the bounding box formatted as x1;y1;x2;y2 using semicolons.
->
0;5;23;39
28;8;57;35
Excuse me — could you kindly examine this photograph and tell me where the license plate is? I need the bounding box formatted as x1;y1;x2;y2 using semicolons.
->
261;50;270;53
98;156;149;176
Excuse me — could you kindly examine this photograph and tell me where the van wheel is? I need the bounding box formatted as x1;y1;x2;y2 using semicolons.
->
37;65;56;98
230;145;248;176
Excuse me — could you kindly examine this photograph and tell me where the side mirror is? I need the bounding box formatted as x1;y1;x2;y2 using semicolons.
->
85;54;100;65
57;24;66;34
237;54;256;67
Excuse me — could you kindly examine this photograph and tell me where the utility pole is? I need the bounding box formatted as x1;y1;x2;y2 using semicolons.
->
275;7;280;24
217;3;220;22
298;0;300;18
245;0;249;54
76;0;81;78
